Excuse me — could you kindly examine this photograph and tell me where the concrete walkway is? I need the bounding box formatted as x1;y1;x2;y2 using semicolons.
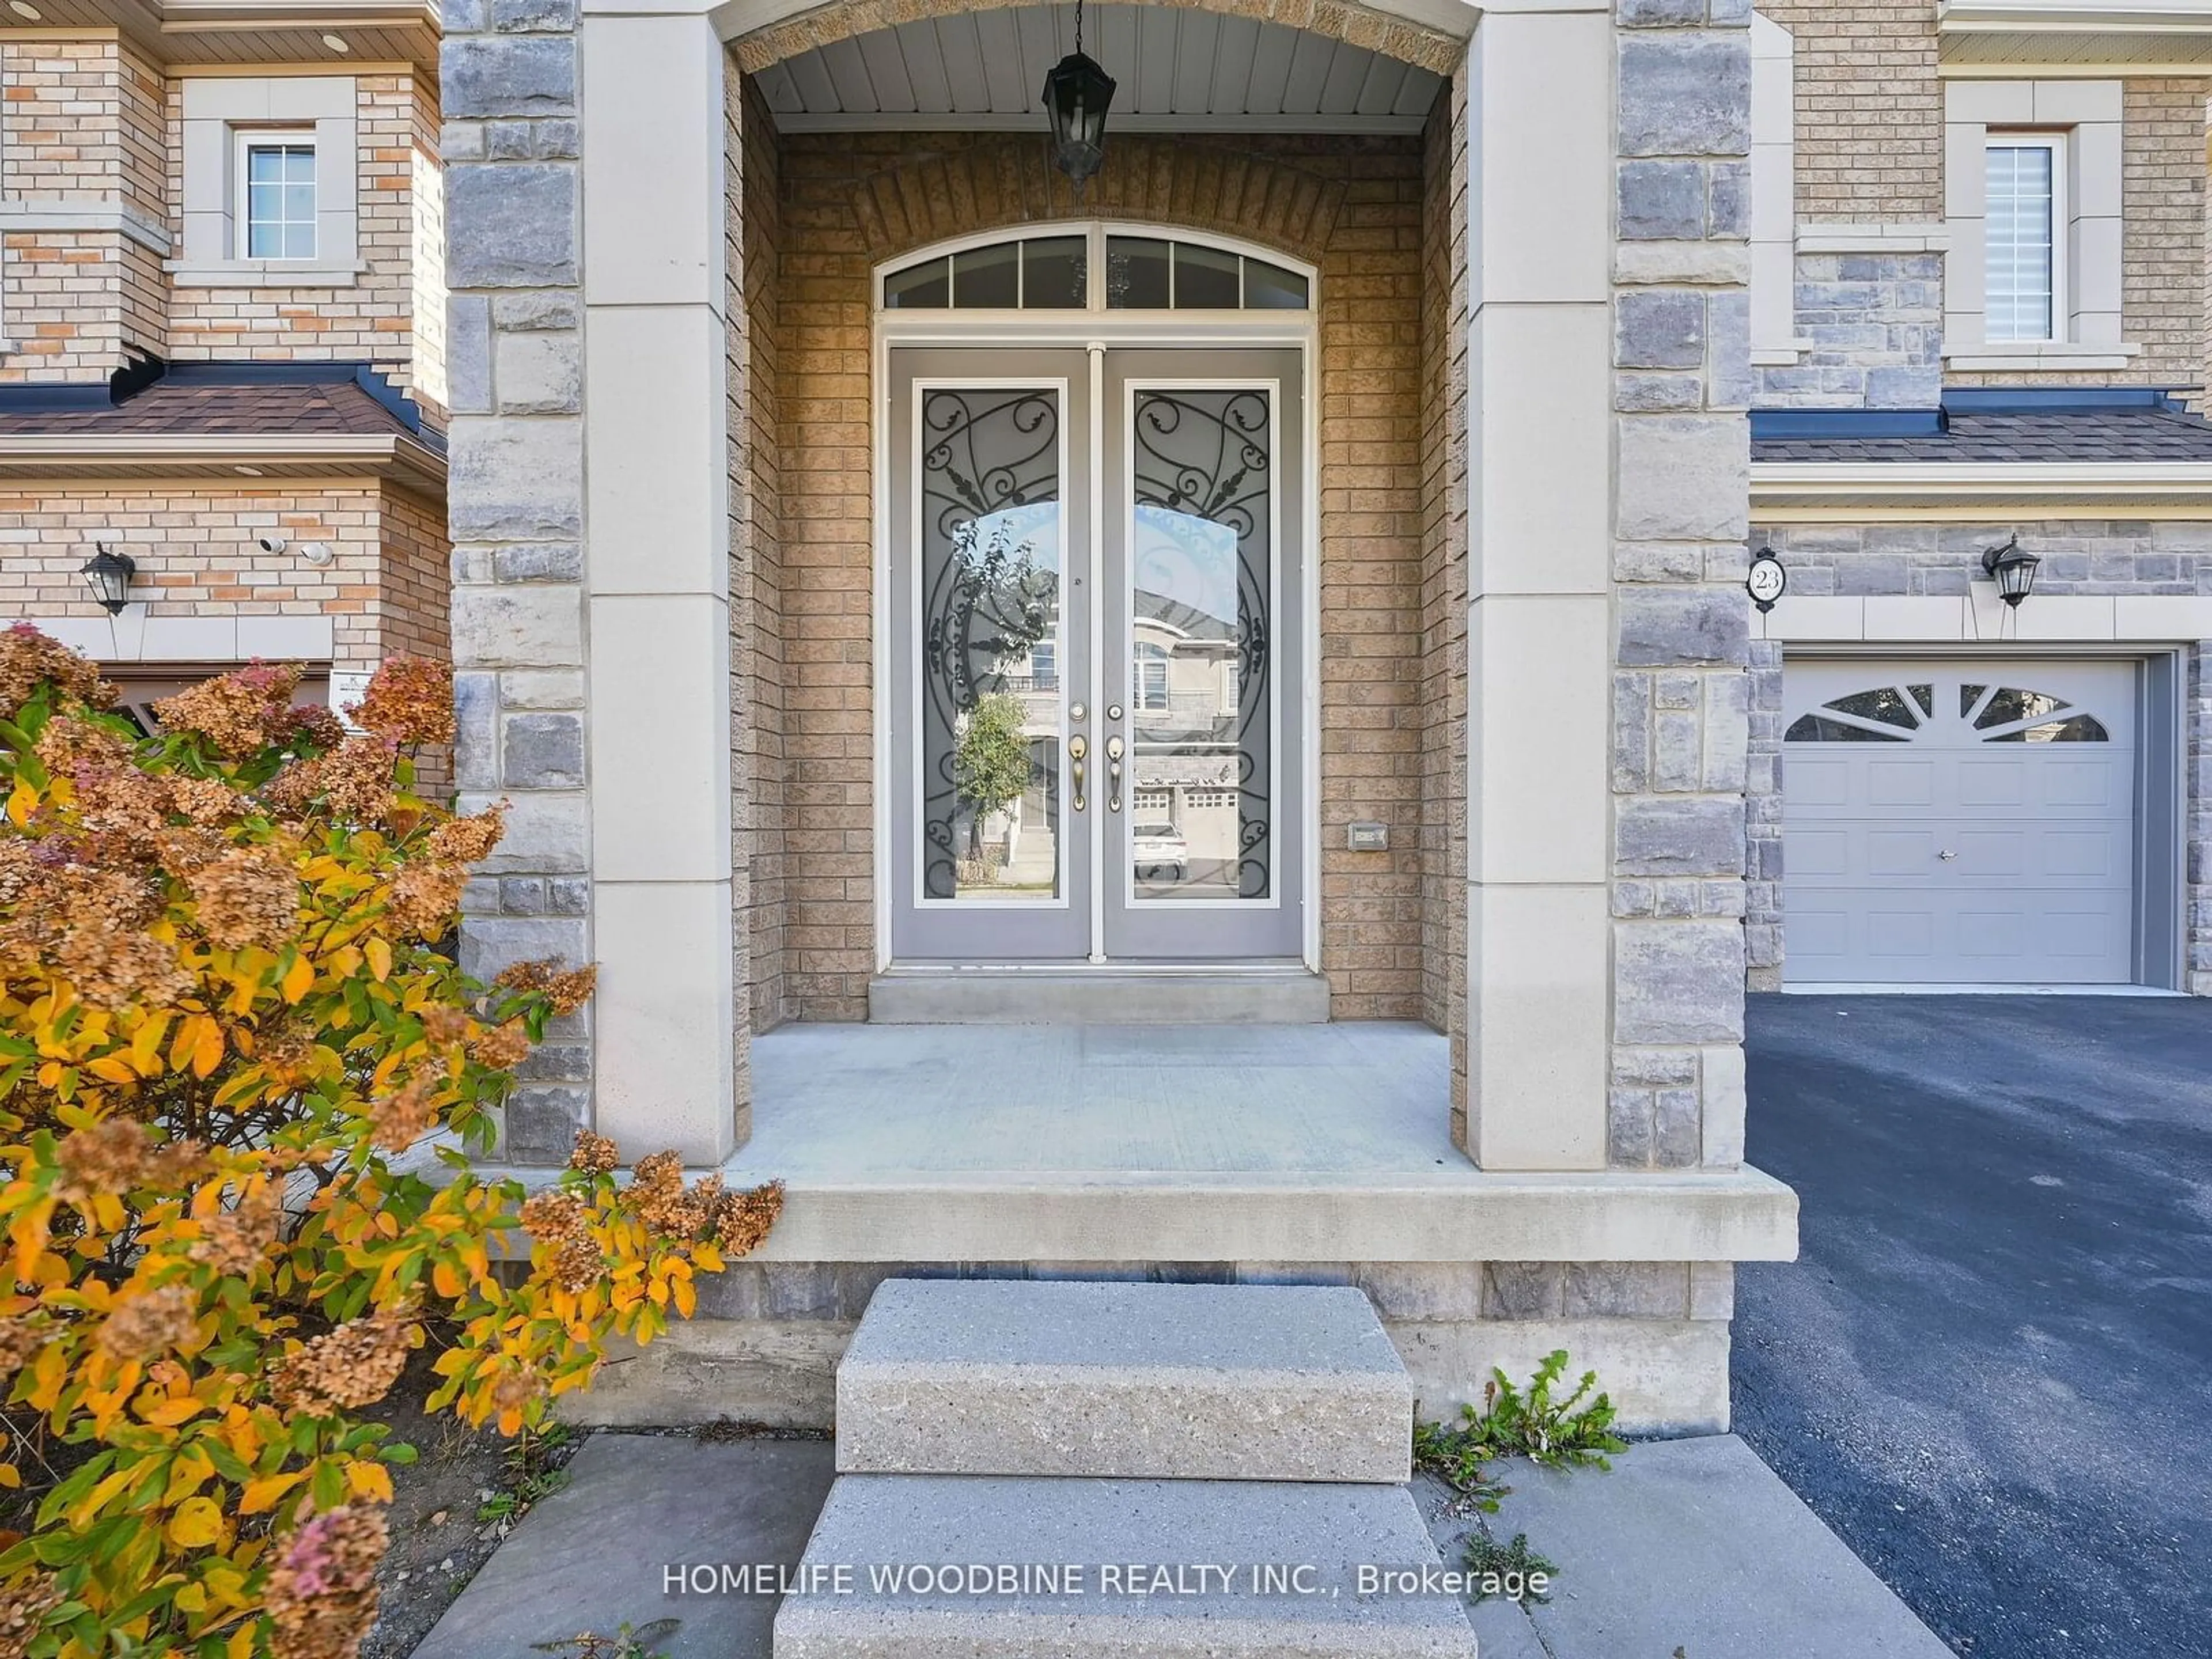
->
411;1430;1946;1658
1430;1437;1950;1659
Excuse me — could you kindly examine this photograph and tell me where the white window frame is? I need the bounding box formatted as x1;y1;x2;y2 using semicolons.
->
173;77;361;288
1941;79;2133;370
234;130;319;263
1134;642;1170;711
1982;131;2066;346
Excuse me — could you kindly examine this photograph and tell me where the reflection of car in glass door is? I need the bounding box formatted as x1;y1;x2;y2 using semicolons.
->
1132;821;1188;885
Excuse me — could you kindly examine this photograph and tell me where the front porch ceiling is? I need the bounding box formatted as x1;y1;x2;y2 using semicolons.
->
749;1;1446;132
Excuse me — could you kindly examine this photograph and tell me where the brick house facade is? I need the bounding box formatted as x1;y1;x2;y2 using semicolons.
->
1743;5;2212;997
443;0;1795;1433
0;7;449;726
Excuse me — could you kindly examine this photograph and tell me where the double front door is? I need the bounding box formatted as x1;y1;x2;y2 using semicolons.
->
887;346;1305;963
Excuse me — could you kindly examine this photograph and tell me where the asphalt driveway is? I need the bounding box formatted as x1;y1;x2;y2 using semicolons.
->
1736;994;2212;1659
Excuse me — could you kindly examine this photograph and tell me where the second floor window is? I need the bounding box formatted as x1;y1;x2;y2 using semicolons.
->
1986;134;2062;343
1135;642;1169;711
240;134;317;260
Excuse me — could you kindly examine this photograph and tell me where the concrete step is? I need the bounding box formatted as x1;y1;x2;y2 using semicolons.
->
772;1473;1479;1658
835;1278;1412;1483
867;965;1331;1023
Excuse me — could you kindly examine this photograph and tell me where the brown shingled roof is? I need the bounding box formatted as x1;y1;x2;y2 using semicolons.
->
0;376;426;442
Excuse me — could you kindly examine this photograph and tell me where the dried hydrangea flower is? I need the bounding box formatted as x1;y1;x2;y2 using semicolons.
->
0;622;112;717
568;1130;619;1175
496;958;598;1017
94;1284;197;1361
366;1077;440;1154
269;1316;414;1417
265;1505;387;1659
426;809;502;865
712;1181;786;1257
467;1018;532;1074
347;654;454;748
187;1185;279;1277
54;1116;153;1200
188;843;299;952
0;1316;44;1379
153;662;304;759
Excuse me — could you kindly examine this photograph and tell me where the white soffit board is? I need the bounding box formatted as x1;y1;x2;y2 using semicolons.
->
754;3;1446;133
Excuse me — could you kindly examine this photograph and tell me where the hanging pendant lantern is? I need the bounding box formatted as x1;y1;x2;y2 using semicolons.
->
1043;0;1115;192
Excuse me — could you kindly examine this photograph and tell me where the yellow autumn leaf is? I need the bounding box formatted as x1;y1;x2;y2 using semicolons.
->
431;1260;463;1300
281;953;315;1003
86;1055;138;1085
237;1471;305;1516
130;1012;171;1073
346;1460;395;1503
169;1495;225;1550
139;1395;202;1427
190;1018;225;1078
365;937;392;982
5;778;37;827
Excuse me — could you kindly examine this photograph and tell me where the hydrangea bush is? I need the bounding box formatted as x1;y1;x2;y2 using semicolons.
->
0;630;781;1658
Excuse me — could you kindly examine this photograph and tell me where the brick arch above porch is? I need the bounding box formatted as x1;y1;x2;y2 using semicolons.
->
841;134;1360;271
724;0;1471;79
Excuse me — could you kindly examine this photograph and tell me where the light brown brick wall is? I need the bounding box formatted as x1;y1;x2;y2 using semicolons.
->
164;73;433;395
761;124;1430;1021
409;78;448;415
1944;78;2211;391
1758;0;1942;222
1;46;441;398
0;38;158;379
0;481;447;671
1421;79;1468;1061
736;74;789;1031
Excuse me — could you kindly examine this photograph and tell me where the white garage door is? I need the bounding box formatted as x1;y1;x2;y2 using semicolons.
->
1782;660;2138;985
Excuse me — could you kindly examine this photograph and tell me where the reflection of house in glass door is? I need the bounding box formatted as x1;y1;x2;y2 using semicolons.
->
880;230;1309;965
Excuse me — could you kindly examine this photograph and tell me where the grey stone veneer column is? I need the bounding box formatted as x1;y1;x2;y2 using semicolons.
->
1608;0;1753;1171
444;0;596;1162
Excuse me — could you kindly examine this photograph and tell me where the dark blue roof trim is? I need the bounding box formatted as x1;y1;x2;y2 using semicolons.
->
1749;408;1946;441
1938;385;2190;414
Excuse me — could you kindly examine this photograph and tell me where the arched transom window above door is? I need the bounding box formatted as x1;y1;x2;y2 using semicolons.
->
881;225;1312;312
1785;678;2111;745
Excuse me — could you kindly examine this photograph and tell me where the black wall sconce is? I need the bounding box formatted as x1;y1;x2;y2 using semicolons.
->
1980;536;2041;609
79;544;137;615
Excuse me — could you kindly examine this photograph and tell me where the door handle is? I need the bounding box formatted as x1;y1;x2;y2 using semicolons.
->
1937;850;1957;861
1069;735;1087;812
1105;735;1123;813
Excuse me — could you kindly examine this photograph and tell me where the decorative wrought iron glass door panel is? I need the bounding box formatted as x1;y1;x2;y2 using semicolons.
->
1103;352;1305;960
888;351;1092;961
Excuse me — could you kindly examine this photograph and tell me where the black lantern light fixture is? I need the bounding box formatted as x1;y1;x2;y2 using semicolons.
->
1041;0;1115;194
1980;535;2041;609
79;544;137;615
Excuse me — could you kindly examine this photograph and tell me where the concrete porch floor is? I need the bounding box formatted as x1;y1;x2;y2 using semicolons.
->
716;1023;1797;1267
738;1021;1456;1176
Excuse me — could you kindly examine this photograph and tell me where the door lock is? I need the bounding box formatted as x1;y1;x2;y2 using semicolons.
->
1105;734;1124;813
1071;703;1086;722
1069;735;1088;812
1107;703;1124;722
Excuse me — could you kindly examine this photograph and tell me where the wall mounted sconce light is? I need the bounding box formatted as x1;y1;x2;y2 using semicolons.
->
1980;536;2041;609
79;544;137;615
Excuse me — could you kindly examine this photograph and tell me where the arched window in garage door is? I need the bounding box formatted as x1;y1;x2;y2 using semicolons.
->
1786;680;2109;745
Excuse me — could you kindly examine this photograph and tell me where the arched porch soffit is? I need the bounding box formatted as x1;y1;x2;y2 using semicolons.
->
717;0;1475;81
838;135;1370;270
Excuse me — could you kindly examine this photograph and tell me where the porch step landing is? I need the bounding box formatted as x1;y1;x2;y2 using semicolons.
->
868;964;1331;1024
773;1278;1476;1658
835;1279;1412;1482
